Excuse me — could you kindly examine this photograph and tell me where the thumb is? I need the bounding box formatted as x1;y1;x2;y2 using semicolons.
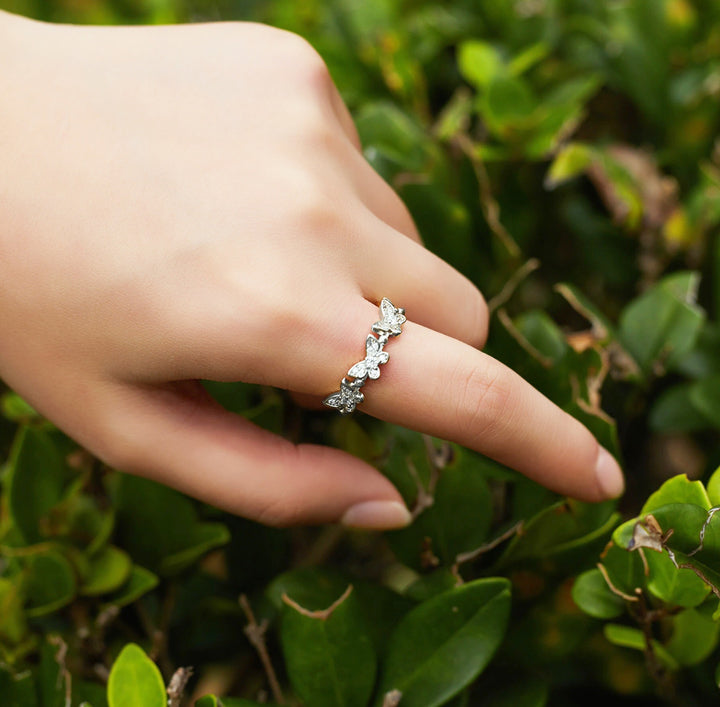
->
93;380;411;528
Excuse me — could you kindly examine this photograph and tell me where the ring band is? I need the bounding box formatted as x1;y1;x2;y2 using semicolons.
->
323;297;406;415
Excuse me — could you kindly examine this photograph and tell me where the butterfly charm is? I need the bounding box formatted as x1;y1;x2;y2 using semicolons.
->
372;297;406;337
323;378;365;415
348;335;389;380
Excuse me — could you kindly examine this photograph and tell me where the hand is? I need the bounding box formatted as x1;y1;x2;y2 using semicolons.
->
0;14;624;528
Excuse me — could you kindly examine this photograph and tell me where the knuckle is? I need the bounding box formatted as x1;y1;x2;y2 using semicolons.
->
279;32;332;89
452;360;512;443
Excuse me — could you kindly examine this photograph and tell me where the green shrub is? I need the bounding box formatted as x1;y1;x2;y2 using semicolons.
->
2;0;720;704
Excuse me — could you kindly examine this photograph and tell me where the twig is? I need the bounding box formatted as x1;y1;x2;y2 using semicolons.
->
407;459;435;520
382;689;403;706
48;635;72;707
596;562;640;602
488;259;541;314
239;595;285;705
455;134;521;258
281;585;353;620
167;667;193;707
454;521;525;567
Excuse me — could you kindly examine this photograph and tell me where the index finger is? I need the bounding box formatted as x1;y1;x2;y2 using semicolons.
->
337;309;624;502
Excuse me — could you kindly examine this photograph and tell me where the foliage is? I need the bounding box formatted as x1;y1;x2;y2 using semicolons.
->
1;0;720;704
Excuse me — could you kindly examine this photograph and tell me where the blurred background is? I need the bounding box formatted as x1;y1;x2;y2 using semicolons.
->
2;0;720;704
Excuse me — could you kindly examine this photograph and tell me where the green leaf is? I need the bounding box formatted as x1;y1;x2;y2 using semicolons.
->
666;608;720;666
707;466;720;506
1;393;41;423
195;698;269;707
0;665;38;707
572;569;626;619
268;568;412;659
280;587;376;707
498;499;619;567
481;75;537;134
112;474;229;576
0;577;28;645
387;446;493;569
689;374;720;423
107;644;166;707
545;143;596;189
603;624;679;670
80;546;132;596
645;549;710;607
6;427;72;545
601;543;646;596
508;42;551;76
39;637;70;707
355;102;438;181
618;271;705;376
641;474;711;514
376;578;511;707
457;40;504;89
649;383;716;432
24;550;76;617
101;565;159;609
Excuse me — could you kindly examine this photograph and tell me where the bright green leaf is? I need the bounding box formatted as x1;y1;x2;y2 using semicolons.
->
645;549;710;607
545;143;595;189
376;578;511;707
107;644;166;707
707;466;720;506
457;40;504;89
641;474;711;514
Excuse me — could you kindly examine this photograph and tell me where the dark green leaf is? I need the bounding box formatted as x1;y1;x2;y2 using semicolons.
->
112;474;229;575
387;446;493;569
281;588;376;707
618;272;705;376
603;624;679;670
0;665;38;707
6;427;72;545
666;608;720;665
572;568;625;619
101;565;158;609
80;546;132;596
24;550;76;617
376;578;511;707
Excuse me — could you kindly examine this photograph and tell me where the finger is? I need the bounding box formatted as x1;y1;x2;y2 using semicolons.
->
349;151;424;243
354;219;488;348
91;380;411;528
321;304;624;502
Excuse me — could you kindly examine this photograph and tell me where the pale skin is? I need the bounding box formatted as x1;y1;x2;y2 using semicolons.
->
0;12;624;529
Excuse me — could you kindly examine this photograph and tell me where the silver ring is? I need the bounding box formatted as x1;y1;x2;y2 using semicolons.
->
323;297;406;414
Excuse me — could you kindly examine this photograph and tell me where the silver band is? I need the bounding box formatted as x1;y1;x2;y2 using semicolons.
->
323;297;405;414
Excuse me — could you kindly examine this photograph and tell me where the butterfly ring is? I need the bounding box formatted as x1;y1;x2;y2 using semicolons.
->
323;298;406;415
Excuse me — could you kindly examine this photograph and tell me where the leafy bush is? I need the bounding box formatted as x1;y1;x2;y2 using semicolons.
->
2;0;720;704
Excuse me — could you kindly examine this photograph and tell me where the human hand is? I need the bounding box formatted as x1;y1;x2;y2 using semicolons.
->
0;14;624;529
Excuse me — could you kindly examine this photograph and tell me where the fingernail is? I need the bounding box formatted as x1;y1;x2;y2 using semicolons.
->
595;446;625;499
341;500;412;529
